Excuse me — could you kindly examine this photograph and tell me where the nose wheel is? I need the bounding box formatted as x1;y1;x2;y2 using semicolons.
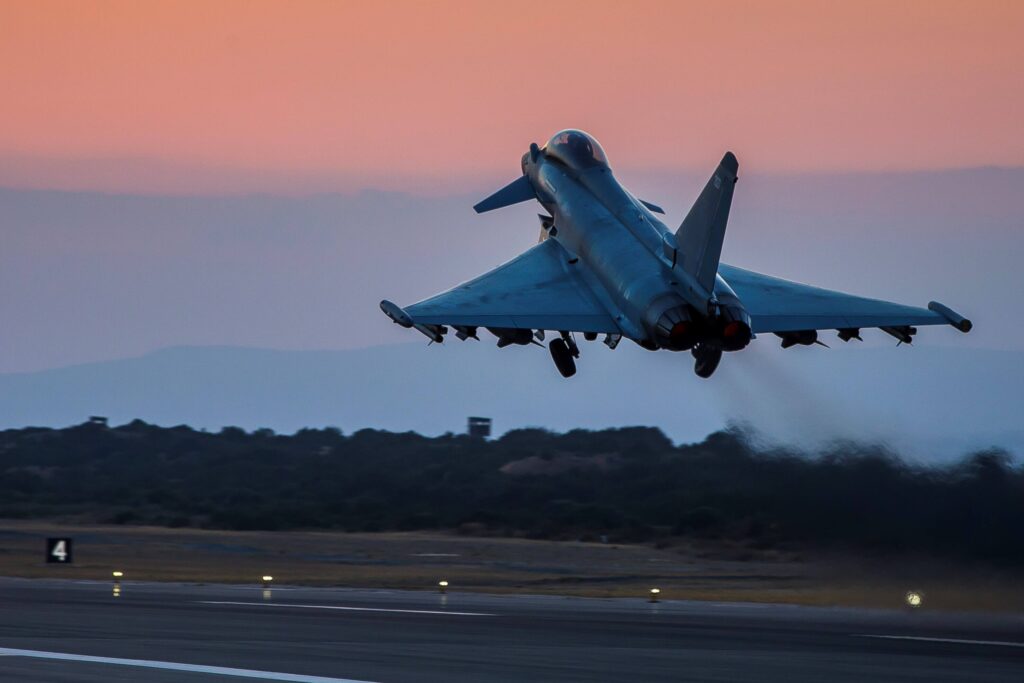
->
549;337;577;378
692;343;722;378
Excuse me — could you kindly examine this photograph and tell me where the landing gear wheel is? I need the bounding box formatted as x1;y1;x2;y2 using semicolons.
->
692;344;723;379
549;338;577;378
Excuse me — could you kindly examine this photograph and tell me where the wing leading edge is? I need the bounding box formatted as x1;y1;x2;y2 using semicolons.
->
398;238;621;334
718;263;969;335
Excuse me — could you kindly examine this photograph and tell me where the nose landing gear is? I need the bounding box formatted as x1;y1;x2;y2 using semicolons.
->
692;343;722;379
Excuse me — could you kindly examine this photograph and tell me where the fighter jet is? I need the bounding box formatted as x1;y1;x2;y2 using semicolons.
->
381;129;972;378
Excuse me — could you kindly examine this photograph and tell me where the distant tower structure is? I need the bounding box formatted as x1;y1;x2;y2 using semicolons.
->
467;417;492;439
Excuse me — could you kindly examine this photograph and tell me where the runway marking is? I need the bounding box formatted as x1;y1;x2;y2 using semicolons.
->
854;634;1024;648
0;647;376;682
199;600;495;617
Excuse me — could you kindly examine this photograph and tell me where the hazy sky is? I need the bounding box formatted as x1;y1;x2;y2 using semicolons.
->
2;1;1021;378
2;1;1022;194
2;168;1020;372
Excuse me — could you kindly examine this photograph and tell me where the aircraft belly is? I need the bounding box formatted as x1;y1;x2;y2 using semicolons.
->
572;224;674;338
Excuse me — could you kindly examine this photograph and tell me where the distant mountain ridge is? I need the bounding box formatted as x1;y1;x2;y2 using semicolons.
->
1;343;1019;462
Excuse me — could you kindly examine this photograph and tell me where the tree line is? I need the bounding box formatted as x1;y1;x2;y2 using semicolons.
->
0;420;1020;563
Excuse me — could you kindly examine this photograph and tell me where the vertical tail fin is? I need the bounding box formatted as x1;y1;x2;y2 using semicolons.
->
675;152;738;293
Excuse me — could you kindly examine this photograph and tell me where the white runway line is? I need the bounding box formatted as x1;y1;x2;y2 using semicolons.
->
0;647;377;682
200;600;495;617
854;634;1024;648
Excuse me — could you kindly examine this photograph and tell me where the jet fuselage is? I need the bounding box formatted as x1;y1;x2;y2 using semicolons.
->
521;147;748;352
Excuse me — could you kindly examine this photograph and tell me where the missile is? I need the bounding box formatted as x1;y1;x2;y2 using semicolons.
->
379;300;413;328
837;328;862;342
488;327;532;347
881;325;916;344
413;323;445;343
775;330;817;348
928;301;973;333
453;325;479;341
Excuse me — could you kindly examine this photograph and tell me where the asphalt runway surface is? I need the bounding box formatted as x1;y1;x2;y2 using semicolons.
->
0;579;1021;682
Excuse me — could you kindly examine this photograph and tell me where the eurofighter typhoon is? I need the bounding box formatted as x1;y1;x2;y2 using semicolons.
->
381;130;971;378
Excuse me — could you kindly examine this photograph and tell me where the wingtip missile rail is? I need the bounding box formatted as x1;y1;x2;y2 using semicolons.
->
928;301;973;333
380;300;445;343
380;300;412;328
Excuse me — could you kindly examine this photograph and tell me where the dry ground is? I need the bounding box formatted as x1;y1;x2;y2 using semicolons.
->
2;520;1021;613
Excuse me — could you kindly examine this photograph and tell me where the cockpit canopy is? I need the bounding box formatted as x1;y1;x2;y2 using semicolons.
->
543;129;609;170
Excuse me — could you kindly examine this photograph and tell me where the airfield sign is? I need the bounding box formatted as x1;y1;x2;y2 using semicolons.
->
46;537;73;564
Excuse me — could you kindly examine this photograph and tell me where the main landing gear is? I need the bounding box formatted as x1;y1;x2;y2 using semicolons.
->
549;332;580;378
692;342;723;379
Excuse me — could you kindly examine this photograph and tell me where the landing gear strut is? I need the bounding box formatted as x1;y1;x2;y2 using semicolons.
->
692;343;722;379
549;332;579;378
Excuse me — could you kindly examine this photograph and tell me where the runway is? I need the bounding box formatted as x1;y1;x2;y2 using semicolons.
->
0;579;1020;682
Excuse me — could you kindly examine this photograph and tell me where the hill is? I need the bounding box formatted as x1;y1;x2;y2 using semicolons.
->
0;343;1020;461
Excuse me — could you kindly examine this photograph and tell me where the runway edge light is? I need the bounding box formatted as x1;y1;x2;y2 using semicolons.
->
649;588;661;603
439;580;449;594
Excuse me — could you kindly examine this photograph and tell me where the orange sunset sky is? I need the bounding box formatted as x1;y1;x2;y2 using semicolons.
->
1;0;1022;194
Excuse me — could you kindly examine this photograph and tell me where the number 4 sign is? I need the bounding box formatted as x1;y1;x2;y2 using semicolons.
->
46;538;73;564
